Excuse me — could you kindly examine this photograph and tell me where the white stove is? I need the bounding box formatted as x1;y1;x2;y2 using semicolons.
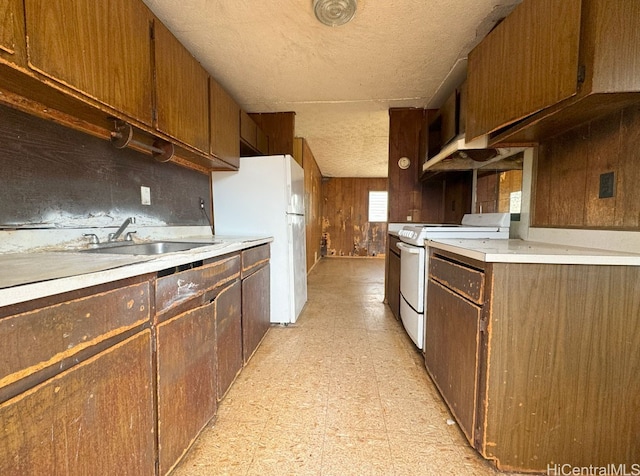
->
398;213;511;246
396;213;511;350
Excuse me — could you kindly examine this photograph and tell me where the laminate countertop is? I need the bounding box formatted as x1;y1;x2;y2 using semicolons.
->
0;235;272;307
427;238;640;265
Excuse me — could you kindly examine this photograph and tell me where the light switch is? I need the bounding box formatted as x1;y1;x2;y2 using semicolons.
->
141;186;151;205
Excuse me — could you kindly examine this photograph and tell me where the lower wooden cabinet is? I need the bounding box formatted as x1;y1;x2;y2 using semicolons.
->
385;234;401;319
425;279;480;442
156;301;217;476
426;247;640;472
241;244;271;363
0;330;155;475
0;248;271;474
242;263;270;363
215;280;243;400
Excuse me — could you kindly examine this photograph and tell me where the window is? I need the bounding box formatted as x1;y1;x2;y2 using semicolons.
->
368;191;388;222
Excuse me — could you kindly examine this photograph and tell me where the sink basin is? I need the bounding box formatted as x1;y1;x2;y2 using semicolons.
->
83;241;214;255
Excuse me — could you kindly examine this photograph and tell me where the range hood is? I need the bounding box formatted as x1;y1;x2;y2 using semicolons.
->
422;134;525;174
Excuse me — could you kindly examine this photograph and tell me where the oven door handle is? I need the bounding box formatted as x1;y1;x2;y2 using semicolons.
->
396;242;422;254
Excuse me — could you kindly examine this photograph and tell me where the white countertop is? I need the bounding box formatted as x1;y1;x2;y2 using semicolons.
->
0;235;272;307
427;238;640;265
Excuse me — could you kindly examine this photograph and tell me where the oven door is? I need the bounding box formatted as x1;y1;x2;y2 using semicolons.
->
397;242;425;312
397;242;425;349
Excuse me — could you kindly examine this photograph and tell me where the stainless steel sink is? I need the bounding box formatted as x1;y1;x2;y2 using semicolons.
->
83;241;214;255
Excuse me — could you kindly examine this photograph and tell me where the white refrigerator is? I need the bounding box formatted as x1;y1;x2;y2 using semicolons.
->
212;155;308;324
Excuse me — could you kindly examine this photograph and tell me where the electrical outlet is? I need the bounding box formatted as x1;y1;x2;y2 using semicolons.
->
599;172;615;199
141;186;151;205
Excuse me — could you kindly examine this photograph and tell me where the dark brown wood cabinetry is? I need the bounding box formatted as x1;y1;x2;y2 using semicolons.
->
0;0;245;173
0;331;156;476
156;302;217;475
467;0;640;145
0;246;271;474
240;110;258;152
385;234;401;319
241;244;271;363
210;78;240;168
0;279;155;475
23;0;154;126
0;0;25;65
215;280;243;400
240;110;269;156
425;255;484;442
155;254;241;469
250;112;295;156
426;247;640;472
154;20;210;153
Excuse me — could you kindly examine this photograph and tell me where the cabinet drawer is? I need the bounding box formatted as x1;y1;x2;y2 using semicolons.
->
0;281;150;392
156;254;240;318
429;255;484;304
241;244;270;278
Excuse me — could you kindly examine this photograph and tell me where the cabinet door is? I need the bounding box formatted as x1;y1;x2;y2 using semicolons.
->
465;0;582;140
154;20;209;153
240;110;258;149
386;238;401;320
0;331;155;475
156;301;217;476
24;0;154;125
216;280;243;400
0;0;24;65
242;264;270;363
210;78;240;168
425;280;481;443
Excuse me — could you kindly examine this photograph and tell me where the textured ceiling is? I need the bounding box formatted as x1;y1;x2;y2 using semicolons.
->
142;0;521;177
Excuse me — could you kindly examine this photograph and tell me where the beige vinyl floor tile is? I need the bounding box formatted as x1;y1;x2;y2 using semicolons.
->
172;257;527;476
321;429;394;476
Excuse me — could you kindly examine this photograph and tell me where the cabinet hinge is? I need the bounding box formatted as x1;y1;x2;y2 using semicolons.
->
577;64;586;84
479;317;488;333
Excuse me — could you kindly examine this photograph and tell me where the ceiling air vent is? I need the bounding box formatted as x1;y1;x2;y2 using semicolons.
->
313;0;357;27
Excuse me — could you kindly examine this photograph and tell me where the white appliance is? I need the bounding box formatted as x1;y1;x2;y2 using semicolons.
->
212;155;307;324
396;213;510;349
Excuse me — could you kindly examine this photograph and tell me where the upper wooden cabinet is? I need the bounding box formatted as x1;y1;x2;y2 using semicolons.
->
250;112;296;156
0;0;25;65
466;0;640;145
210;78;240;168
154;20;209;154
23;0;154;126
240;110;258;151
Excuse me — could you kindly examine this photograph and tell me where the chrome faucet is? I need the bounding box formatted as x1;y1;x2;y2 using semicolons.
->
109;217;136;242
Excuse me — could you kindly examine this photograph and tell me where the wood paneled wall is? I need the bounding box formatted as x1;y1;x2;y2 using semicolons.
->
388;108;426;222
476;170;523;213
533;103;640;229
0;102;210;228
294;138;323;272
388;108;472;223
322;178;387;257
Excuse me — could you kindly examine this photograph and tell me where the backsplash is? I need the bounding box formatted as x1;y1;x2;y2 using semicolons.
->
0;103;211;230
